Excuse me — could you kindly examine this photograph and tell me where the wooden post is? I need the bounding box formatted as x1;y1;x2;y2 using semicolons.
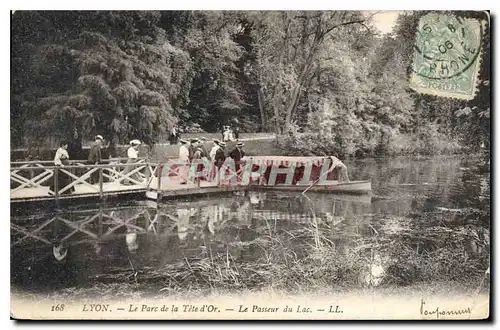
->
197;162;201;188
99;167;104;201
98;204;104;238
54;167;60;210
145;162;151;185
156;164;163;204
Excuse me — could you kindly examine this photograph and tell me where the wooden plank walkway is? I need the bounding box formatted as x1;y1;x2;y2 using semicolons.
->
10;160;248;203
10;181;149;201
146;178;246;200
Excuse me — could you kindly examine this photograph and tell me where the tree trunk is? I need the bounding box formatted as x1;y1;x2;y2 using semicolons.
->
285;84;301;127
257;87;268;131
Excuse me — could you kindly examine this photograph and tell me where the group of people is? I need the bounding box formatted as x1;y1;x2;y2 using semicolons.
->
168;125;181;145
169;124;240;145
53;134;144;194
222;125;239;142
51;131;247;192
178;137;245;184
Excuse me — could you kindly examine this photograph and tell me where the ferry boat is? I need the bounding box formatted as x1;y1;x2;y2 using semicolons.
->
240;156;371;194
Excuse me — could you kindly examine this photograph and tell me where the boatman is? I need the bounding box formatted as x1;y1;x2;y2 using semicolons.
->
229;141;245;180
178;139;190;184
88;135;104;184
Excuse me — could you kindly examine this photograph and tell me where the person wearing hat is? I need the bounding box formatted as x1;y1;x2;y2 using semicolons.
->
208;140;221;181
223;126;231;142
214;141;227;183
178;139;190;184
53;140;75;195
122;139;142;185
199;137;209;159
209;140;220;161
188;138;199;162
169;125;180;145
199;137;210;179
191;141;207;182
229;142;245;178
88;134;104;184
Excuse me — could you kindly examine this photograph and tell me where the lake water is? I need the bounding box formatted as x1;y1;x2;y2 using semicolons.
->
10;156;490;298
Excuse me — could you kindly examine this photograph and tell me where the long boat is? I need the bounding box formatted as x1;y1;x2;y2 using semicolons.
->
254;180;371;194
240;155;372;195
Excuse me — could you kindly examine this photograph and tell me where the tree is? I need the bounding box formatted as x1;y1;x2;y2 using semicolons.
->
160;11;247;132
12;11;192;146
246;11;373;134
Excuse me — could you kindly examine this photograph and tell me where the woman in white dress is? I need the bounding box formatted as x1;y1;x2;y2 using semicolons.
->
53;140;75;194
122;139;142;185
178;139;190;184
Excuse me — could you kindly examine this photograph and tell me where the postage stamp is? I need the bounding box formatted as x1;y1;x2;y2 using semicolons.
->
409;13;486;100
10;10;490;321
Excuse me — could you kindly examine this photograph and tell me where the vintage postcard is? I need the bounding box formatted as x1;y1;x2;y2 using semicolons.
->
10;10;490;320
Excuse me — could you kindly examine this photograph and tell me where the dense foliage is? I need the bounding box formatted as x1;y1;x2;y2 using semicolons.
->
11;10;490;157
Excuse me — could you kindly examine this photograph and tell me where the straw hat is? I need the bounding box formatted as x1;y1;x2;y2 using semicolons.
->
95;135;104;140
190;138;200;143
130;139;141;146
236;142;245;147
179;138;188;144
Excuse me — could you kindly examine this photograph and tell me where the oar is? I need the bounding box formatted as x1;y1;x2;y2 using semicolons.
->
302;157;339;195
301;170;329;195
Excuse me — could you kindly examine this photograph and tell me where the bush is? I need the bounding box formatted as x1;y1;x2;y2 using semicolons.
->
276;122;463;158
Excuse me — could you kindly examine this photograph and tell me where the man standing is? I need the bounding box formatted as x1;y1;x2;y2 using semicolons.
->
233;125;240;140
88;135;104;184
223;127;230;142
214;141;227;184
199;137;209;158
178;139;190;184
229;142;245;181
68;127;83;161
209;139;220;161
170;125;180;145
188;138;200;162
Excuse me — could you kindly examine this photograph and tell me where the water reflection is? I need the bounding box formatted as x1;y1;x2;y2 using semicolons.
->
11;156;490;293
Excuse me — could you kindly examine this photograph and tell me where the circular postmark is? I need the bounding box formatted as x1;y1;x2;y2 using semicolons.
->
413;13;483;80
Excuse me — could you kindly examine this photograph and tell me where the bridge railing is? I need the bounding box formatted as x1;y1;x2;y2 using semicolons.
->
10;157;254;201
10;160;164;201
10;157;148;167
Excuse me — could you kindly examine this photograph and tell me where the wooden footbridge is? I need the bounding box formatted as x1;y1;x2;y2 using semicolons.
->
10;158;247;205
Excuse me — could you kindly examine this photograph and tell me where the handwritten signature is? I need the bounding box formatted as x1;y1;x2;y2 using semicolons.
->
420;298;471;319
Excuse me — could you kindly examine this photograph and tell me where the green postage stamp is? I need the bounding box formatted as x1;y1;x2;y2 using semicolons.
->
410;12;487;100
